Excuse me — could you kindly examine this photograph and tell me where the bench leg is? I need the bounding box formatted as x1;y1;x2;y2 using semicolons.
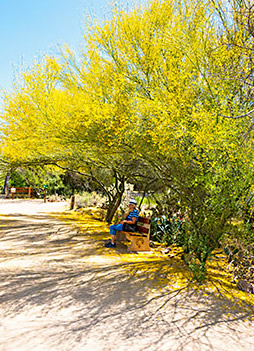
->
116;231;127;242
128;236;150;252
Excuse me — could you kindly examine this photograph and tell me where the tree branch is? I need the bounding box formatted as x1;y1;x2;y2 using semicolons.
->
51;162;111;198
220;108;254;119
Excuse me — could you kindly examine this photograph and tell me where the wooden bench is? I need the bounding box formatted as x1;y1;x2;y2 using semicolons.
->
9;187;37;199
116;216;151;252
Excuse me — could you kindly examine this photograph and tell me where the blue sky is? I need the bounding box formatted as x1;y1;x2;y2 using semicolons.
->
0;0;144;93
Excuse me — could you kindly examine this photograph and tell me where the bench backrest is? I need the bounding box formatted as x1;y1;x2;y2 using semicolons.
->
15;187;30;193
137;217;151;235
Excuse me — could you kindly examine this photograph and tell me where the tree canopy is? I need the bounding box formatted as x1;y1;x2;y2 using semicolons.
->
1;0;254;278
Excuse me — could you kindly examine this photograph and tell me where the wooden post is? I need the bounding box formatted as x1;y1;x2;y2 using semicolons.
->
70;195;75;210
44;188;47;203
28;187;31;198
10;187;16;200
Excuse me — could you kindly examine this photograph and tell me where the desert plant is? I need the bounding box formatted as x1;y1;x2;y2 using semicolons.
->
75;191;106;209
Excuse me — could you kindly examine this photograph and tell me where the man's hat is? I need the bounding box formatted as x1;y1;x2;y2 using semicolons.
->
129;199;137;205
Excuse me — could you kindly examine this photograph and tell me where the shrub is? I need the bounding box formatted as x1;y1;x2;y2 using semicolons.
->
151;212;185;246
47;194;66;202
224;242;254;284
75;191;106;209
151;209;213;282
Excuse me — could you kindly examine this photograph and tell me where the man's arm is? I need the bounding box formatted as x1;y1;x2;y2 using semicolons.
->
121;216;137;225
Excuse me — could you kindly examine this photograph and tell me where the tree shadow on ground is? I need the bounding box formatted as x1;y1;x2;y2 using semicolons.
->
0;213;253;351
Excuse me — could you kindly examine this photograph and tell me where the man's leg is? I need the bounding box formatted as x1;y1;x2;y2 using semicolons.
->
105;223;123;247
110;223;123;244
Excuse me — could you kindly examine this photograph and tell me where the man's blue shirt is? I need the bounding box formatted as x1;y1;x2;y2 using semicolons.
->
126;209;139;221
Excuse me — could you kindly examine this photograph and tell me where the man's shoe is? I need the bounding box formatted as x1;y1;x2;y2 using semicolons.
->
105;242;116;248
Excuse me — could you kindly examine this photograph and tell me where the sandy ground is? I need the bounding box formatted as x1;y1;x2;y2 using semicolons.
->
0;198;253;351
0;197;69;215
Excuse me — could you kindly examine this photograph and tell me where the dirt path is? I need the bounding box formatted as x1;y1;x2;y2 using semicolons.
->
0;199;253;351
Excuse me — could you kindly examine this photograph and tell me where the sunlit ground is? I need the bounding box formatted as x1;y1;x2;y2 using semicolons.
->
53;208;254;309
0;203;253;351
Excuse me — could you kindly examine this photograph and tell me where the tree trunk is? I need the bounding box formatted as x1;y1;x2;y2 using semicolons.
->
105;192;123;223
2;173;10;197
105;175;125;223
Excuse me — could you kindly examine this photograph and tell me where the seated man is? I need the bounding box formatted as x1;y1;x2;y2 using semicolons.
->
105;199;139;248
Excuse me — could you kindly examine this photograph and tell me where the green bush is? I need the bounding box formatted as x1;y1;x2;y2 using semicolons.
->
180;223;213;282
151;213;184;246
151;209;213;282
9;170;27;187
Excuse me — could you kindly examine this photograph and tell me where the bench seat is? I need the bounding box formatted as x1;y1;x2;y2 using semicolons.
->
116;216;151;252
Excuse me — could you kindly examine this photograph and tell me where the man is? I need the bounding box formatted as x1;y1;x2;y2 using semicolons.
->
105;199;139;248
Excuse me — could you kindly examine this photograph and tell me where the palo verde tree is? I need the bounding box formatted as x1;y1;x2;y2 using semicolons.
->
0;55;158;222
1;0;254;279
73;0;254;278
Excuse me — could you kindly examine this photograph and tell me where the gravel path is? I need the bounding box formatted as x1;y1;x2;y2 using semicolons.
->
0;199;253;351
